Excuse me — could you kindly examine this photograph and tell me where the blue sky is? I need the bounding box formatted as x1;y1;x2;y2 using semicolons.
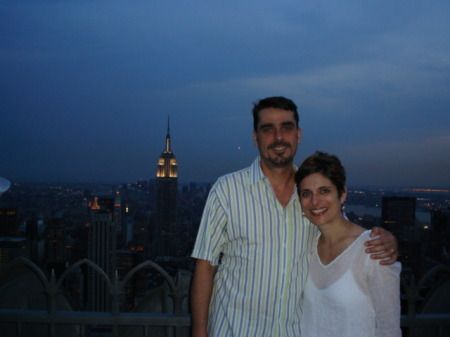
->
1;0;449;187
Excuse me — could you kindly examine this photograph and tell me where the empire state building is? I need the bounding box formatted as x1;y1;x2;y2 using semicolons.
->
155;119;178;257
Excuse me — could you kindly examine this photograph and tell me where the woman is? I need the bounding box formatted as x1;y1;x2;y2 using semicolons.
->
295;151;401;337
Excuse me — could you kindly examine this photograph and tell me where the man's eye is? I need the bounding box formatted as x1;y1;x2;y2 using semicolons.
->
262;127;273;133
321;189;330;194
282;126;294;131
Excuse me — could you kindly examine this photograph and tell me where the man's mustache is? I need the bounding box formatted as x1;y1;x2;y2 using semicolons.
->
268;142;291;150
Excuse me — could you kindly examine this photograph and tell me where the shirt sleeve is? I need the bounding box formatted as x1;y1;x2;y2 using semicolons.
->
191;182;228;266
366;257;402;337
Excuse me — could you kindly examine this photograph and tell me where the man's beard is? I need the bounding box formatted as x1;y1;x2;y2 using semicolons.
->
264;142;295;167
267;153;295;166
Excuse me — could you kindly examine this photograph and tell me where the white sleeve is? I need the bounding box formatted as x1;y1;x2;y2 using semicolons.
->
366;258;402;337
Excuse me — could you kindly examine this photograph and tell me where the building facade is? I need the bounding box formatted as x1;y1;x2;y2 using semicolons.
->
87;197;118;311
382;196;419;270
155;119;178;257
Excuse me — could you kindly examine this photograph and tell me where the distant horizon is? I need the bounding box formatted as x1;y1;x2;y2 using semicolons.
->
3;178;450;192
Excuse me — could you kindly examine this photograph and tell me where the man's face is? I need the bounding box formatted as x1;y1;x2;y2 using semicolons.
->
253;108;301;168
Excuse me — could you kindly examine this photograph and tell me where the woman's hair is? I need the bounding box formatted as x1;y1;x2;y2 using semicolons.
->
295;151;346;197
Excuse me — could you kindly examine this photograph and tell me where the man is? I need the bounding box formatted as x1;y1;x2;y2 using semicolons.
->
191;96;398;337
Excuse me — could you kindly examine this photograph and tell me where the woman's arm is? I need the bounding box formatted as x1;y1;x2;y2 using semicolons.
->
367;259;402;337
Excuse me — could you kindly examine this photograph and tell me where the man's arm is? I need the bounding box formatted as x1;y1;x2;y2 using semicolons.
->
191;258;218;337
365;227;399;265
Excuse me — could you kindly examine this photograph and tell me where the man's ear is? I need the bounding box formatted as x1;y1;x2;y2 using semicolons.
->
297;127;302;144
253;130;258;147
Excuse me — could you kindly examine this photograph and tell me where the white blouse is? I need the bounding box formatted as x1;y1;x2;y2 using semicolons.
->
301;230;402;337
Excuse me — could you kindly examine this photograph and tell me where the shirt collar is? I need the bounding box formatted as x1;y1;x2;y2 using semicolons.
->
249;156;298;185
249;157;264;185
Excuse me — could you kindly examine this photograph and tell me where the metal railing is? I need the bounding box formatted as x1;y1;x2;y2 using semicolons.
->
0;258;450;337
400;264;450;337
402;314;450;337
0;257;190;337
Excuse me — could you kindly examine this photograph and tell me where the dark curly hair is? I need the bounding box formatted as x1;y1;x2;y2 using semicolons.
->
295;151;346;198
252;96;299;132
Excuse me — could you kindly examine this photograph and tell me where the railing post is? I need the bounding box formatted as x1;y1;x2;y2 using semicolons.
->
47;269;59;337
111;270;120;337
47;269;58;314
111;270;120;316
172;271;189;337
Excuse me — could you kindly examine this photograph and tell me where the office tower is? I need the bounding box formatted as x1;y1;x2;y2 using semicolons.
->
382;196;418;267
382;196;416;236
155;119;178;257
0;237;30;272
23;218;45;266
114;191;122;233
46;218;69;267
87;197;118;312
430;208;450;262
0;208;19;237
25;219;39;240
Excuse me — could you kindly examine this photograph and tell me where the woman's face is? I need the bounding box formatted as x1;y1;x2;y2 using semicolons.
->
298;172;346;226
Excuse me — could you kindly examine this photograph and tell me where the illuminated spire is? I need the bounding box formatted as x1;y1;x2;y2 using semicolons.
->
157;116;177;178
90;197;100;210
165;116;171;153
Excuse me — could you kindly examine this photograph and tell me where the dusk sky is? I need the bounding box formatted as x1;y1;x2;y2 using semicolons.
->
1;1;449;188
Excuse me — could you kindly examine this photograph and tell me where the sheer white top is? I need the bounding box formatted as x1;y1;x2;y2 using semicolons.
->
301;230;402;337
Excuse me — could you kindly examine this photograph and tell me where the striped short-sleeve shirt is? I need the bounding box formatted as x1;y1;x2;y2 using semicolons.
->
192;157;318;337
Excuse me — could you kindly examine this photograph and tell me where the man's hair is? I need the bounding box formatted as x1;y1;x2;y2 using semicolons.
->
252;96;299;131
295;151;347;198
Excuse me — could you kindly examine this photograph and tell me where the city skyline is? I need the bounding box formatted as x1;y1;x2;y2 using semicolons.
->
1;1;449;188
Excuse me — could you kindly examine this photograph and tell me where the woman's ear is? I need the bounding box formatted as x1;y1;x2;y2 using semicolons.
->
340;186;348;204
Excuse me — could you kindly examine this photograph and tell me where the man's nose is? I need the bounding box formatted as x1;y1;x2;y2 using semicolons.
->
275;128;283;140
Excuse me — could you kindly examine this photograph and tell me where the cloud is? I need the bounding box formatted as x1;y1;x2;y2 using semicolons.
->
1;0;449;187
338;135;450;187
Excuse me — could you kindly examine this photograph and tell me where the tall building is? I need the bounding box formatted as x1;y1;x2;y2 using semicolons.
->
114;190;122;233
430;208;450;262
46;218;69;267
87;197;118;311
0;237;30;272
0;208;19;237
382;196;416;235
155;118;178;257
382;196;419;269
120;202;134;249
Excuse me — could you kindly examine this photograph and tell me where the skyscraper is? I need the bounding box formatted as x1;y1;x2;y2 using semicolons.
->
382;196;416;235
46;217;69;268
155;118;178;257
87;197;118;311
0;237;30;273
0;208;19;237
430;208;450;262
382;196;418;268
